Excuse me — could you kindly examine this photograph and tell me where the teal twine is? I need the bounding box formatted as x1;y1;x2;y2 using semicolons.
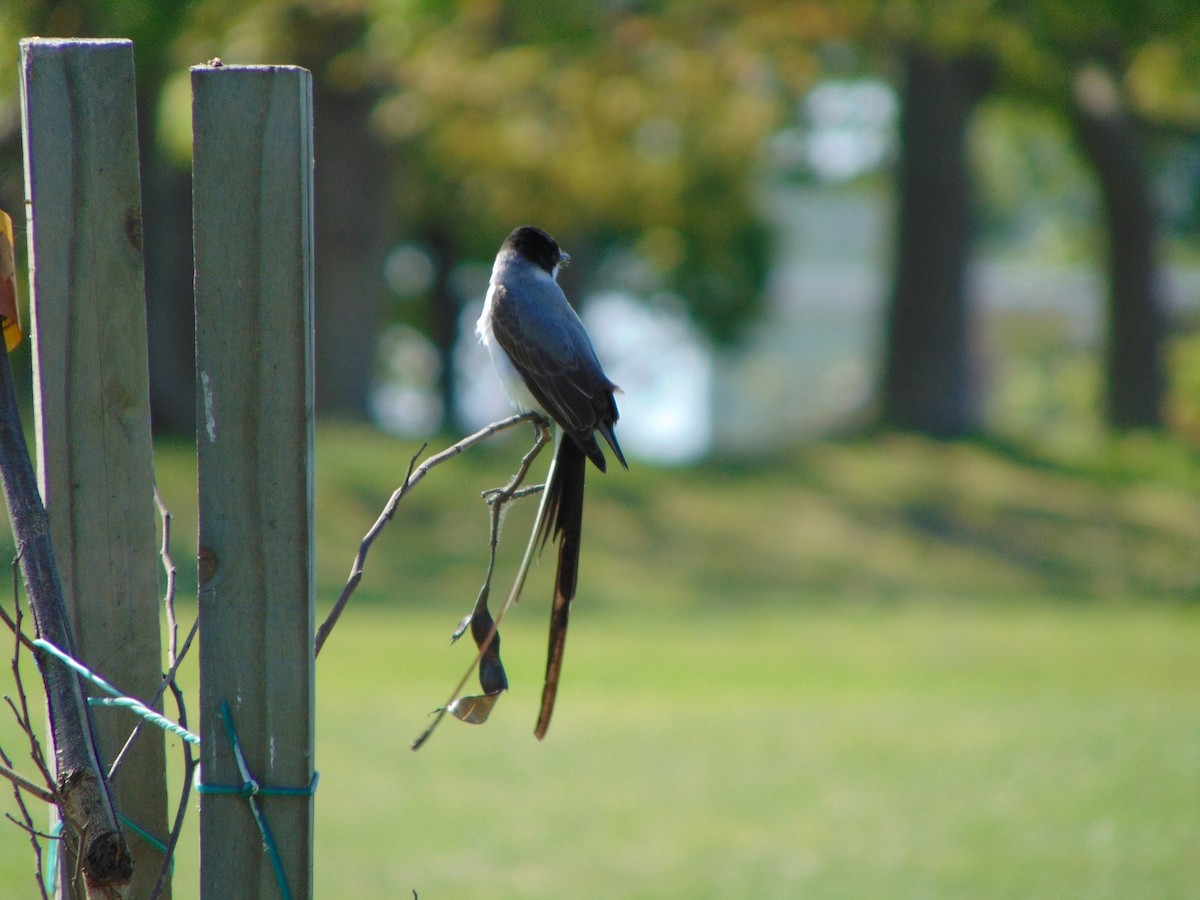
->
121;814;176;882
33;639;184;894
32;638;201;746
194;699;318;900
120;814;170;856
88;696;201;746
33;641;315;896
196;770;322;798
42;819;62;895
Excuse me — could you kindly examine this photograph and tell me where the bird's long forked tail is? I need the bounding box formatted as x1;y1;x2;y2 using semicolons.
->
534;436;587;740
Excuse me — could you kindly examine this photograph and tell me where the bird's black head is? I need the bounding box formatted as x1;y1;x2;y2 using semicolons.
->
502;226;570;276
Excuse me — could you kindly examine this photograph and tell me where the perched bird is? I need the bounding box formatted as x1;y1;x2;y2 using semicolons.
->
477;225;627;739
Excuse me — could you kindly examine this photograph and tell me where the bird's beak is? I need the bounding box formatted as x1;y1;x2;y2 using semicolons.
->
558;252;571;267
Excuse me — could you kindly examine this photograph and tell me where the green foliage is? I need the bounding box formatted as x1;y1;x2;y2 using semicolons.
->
1165;327;1200;442
970;98;1098;256
871;0;1200;125
3;1;850;345
166;0;844;341
8;0;1199;350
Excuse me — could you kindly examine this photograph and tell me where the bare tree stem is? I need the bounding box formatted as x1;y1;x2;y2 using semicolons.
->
314;412;544;656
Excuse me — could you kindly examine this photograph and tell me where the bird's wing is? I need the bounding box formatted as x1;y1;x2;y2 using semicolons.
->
490;283;614;466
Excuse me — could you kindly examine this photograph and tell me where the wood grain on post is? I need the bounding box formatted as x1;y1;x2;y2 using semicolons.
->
192;64;316;900
21;37;165;899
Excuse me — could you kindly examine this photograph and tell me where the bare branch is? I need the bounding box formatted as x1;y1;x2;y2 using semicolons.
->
4;813;58;841
106;487;197;780
315;412;545;656
0;338;131;893
0;742;51;900
412;419;552;749
147;679;196;900
0;755;55;804
154;483;179;665
0;600;38;656
3;590;66;815
0;573;66;900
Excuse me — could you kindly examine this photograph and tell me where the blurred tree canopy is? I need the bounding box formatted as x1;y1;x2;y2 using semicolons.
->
169;0;846;426
2;0;1200;436
870;0;1200;434
4;0;844;427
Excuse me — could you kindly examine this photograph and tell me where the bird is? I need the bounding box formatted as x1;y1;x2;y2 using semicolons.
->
476;225;627;739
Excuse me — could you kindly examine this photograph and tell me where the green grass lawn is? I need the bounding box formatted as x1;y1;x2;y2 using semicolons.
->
310;601;1199;899
0;425;1196;897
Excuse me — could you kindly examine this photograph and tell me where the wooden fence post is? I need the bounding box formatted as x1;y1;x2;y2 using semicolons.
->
20;38;168;899
192;64;316;899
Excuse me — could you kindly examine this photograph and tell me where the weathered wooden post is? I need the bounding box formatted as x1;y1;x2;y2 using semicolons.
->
192;63;316;899
20;38;168;899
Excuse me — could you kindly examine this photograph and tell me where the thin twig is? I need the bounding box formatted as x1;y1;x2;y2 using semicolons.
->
315;412;544;657
0;560;38;656
3;813;58;841
147;679;196;900
412;420;552;750
0;756;55;804
104;614;197;783
4;587;64;814
154;483;179;665
0;340;129;891
6;682;67;825
147;484;197;900
0;559;52;899
452;431;551;644
107;487;198;780
0;573;72;898
0;744;51;900
0;601;37;654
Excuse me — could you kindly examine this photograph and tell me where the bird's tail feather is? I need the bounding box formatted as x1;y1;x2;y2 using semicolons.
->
534;437;586;739
597;420;628;470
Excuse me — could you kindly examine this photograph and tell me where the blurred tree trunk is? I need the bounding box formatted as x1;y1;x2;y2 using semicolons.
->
145;85;393;431
1071;65;1165;429
144;151;197;435
880;49;993;437
424;223;461;431
313;85;390;417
